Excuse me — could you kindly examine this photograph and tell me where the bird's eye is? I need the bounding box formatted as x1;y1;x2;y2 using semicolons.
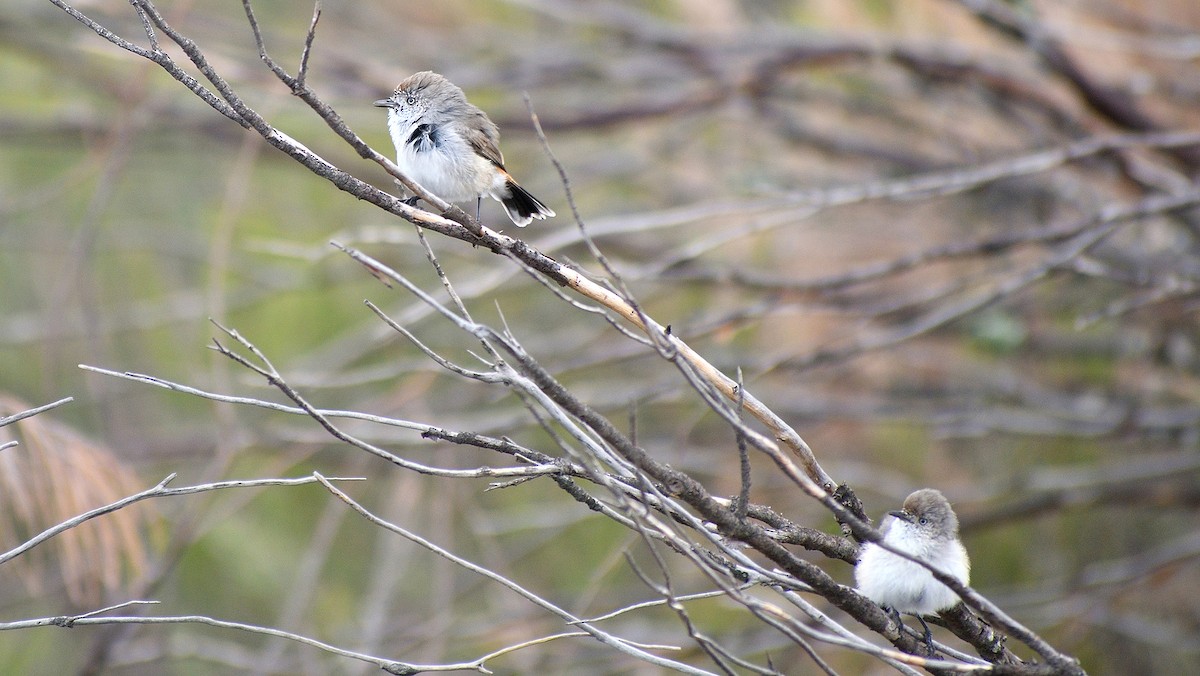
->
405;96;418;105
918;517;928;525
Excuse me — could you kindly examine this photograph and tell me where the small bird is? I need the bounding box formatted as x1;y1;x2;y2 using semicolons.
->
855;489;970;641
374;71;555;227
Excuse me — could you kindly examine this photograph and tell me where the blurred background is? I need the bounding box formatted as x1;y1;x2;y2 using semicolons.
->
2;0;1199;673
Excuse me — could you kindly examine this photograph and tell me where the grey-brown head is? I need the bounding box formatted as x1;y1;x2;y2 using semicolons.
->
373;71;473;127
887;488;959;541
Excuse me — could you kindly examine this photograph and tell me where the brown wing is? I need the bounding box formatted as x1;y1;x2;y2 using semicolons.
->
464;110;506;170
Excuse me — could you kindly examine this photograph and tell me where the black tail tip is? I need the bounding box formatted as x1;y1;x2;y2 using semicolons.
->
501;181;555;227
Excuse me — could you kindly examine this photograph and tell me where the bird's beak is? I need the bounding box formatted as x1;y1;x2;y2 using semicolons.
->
887;509;912;523
373;98;392;108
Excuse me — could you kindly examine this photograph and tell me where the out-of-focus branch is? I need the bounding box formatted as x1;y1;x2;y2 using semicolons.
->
775;187;1200;371
963;451;1200;530
955;0;1198;168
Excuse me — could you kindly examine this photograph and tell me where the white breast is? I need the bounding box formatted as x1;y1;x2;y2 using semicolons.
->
386;114;498;203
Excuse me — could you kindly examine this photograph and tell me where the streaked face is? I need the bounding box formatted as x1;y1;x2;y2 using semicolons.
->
373;88;429;126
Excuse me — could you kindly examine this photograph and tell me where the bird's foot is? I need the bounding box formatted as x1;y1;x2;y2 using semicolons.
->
884;605;904;632
915;615;936;655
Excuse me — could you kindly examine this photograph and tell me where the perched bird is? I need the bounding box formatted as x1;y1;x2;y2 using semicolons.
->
374;71;555;227
855;489;970;642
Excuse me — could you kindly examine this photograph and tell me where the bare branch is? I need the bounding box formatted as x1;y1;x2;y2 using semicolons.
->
0;397;73;427
313;473;717;675
297;2;321;87
0;607;472;675
0;474;362;567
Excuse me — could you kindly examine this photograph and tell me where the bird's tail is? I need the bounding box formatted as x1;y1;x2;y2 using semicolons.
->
500;180;555;227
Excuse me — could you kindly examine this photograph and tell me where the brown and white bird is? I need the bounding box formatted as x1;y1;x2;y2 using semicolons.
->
374;71;555;227
855;489;970;616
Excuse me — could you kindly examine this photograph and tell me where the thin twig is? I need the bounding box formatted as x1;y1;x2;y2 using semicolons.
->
0;608;463;674
0;474;363;566
313;473;716;675
296;1;321;88
0;397;74;427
